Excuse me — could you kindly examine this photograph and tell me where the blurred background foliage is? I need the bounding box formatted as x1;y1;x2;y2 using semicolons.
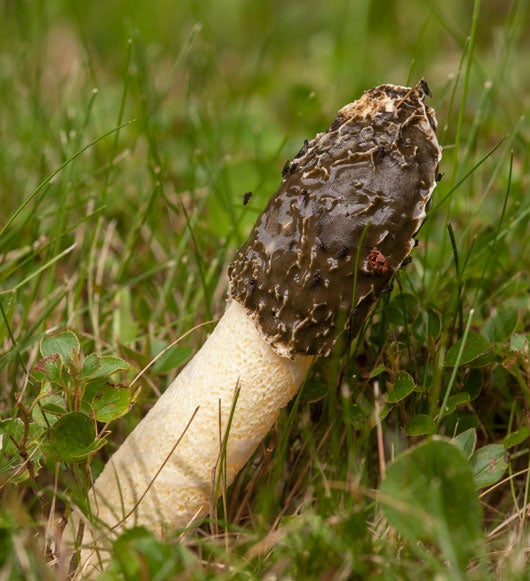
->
2;0;527;234
1;1;527;328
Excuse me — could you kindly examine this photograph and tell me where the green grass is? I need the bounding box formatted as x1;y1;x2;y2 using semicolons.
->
1;0;530;578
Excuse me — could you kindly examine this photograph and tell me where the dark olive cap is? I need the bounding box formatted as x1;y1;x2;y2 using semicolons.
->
228;82;442;358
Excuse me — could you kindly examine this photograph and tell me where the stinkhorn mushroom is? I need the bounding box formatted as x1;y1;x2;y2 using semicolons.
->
68;81;442;571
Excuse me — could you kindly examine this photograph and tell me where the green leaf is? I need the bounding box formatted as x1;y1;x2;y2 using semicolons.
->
441;392;471;417
0;291;16;342
384;372;415;403
510;333;529;355
44;412;106;463
369;364;386;379
32;395;66;427
445;333;490;367
380;438;483;568
470;444;507;488
412;308;441;343
463;368;483;400
404;414;436;436
386;293;419;326
503;427;529;449
104;526;197;578
0;418;25;456
301;378;329;404
465;351;498;368
152;343;192;374
0;418;44;479
482;308;518;344
452;428;477;459
31;354;63;382
442;412;479;436
373;403;392;424
82;354;131;380
81;352;101;378
91;383;136;423
344;403;368;430
40;330;80;365
0;455;30;483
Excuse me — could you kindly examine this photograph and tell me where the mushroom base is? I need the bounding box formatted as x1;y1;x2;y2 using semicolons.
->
64;300;312;574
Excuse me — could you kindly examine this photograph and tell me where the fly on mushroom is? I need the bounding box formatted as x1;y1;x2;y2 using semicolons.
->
243;191;253;205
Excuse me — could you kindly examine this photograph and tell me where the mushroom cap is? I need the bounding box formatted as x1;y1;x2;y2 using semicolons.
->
228;82;442;358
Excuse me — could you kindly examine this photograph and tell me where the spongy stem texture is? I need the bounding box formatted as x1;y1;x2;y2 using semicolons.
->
73;300;311;568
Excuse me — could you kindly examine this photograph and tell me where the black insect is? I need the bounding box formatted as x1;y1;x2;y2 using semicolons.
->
243;191;253;205
297;188;309;207
335;245;349;259
436;172;444;182
378;283;394;296
247;277;256;295
420;79;432;97
294;139;309;159
400;256;413;268
282;160;290;177
308;271;321;288
374;146;386;162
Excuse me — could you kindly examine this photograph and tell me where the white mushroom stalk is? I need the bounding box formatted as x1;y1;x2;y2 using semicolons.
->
79;301;311;533
66;81;442;573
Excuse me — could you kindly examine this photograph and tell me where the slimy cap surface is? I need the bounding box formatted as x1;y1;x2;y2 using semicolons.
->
228;82;442;358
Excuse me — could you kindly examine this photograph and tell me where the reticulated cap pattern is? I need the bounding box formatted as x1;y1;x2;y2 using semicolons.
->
228;82;442;358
